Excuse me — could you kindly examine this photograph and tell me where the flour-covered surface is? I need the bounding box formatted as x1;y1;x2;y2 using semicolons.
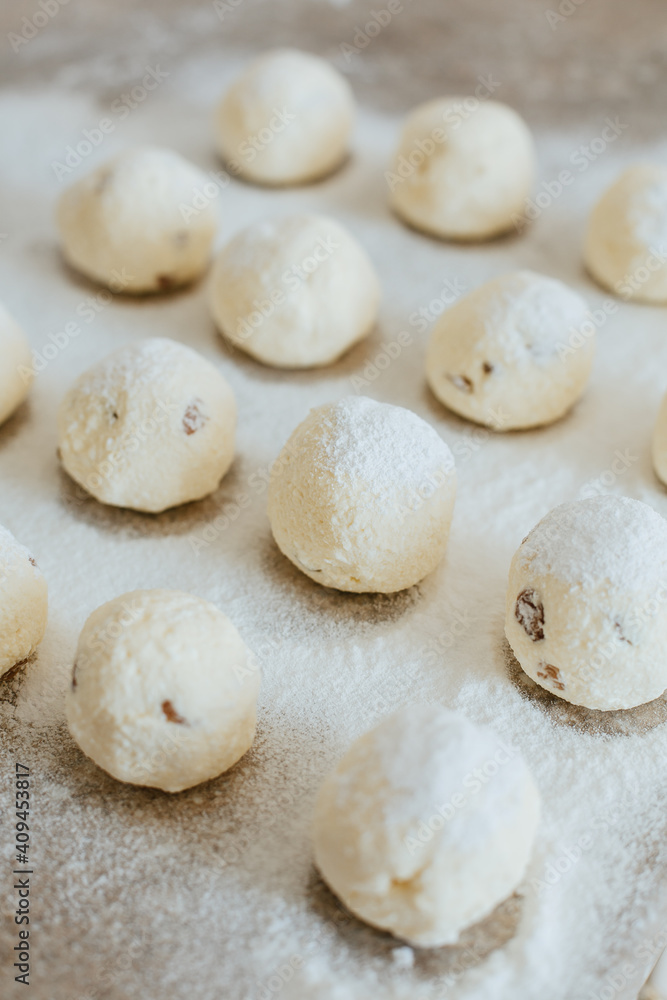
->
2;4;667;998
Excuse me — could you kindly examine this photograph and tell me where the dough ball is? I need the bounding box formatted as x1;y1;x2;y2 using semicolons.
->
209;214;380;368
66;589;260;792
215;49;354;186
0;524;48;677
506;496;667;710
0;302;33;425
584;164;667;303
58;338;236;513
57;146;219;293
389;98;535;241
267;396;456;593
313;703;540;947
426;271;594;430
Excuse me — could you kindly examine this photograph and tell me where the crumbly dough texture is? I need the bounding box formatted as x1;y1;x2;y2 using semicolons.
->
584;164;667;303
208;213;380;368
426;270;594;430
389;98;535;241
57;146;219;293
66;589;260;793
214;49;354;186
58;337;236;513
267;395;456;593
505;496;667;710
312;703;540;948
0;524;48;677
0;301;33;425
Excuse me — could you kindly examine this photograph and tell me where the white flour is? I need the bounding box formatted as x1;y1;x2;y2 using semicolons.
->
1;49;667;1000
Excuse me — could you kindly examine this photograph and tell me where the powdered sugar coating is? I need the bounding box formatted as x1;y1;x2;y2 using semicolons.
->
426;271;594;430
268;396;456;593
506;496;667;709
313;703;540;947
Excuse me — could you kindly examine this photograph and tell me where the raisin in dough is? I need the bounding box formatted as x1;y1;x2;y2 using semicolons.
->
389;98;535;241
57;146;219;293
66;590;259;792
426;271;594;430
313;703;540;947
208;214;380;368
584;164;667;303
0;524;48;677
267;396;456;593
215;49;354;186
506;496;667;710
0;302;33;425
58;338;236;513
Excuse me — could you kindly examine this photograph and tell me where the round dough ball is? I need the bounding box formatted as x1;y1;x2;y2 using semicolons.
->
57;146;219;293
426;271;594;431
506;496;667;710
313;703;540;947
0;302;33;425
209;214;380;368
267;396;456;593
584;164;667;303
215;49;354;186
66;589;260;792
58;337;236;513
389;98;535;241
0;524;48;677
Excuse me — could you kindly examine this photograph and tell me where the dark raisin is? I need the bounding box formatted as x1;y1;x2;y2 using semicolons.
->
482;361;494;374
515;589;545;641
157;274;174;291
614;622;632;645
183;398;208;436
71;662;78;690
161;700;186;724
28;556;37;567
537;662;565;691
446;373;474;394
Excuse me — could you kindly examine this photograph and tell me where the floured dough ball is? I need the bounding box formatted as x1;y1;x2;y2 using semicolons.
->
584;164;667;303
66;590;260;792
0;524;48;677
389;98;535;241
215;49;354;186
57;146;219;293
0;302;33;425
426;271;594;430
267;396;456;593
58;338;236;513
209;214;380;368
506;496;667;710
313;703;540;947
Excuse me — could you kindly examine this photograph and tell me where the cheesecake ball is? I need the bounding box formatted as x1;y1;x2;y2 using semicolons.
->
388;98;535;241
209;214;380;368
584;164;667;303
58;338;236;513
0;302;33;425
57;146;219;293
66;590;260;792
426;271;594;430
313;703;540;947
0;524;48;677
215;49;355;186
506;496;667;710
267;396;456;593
